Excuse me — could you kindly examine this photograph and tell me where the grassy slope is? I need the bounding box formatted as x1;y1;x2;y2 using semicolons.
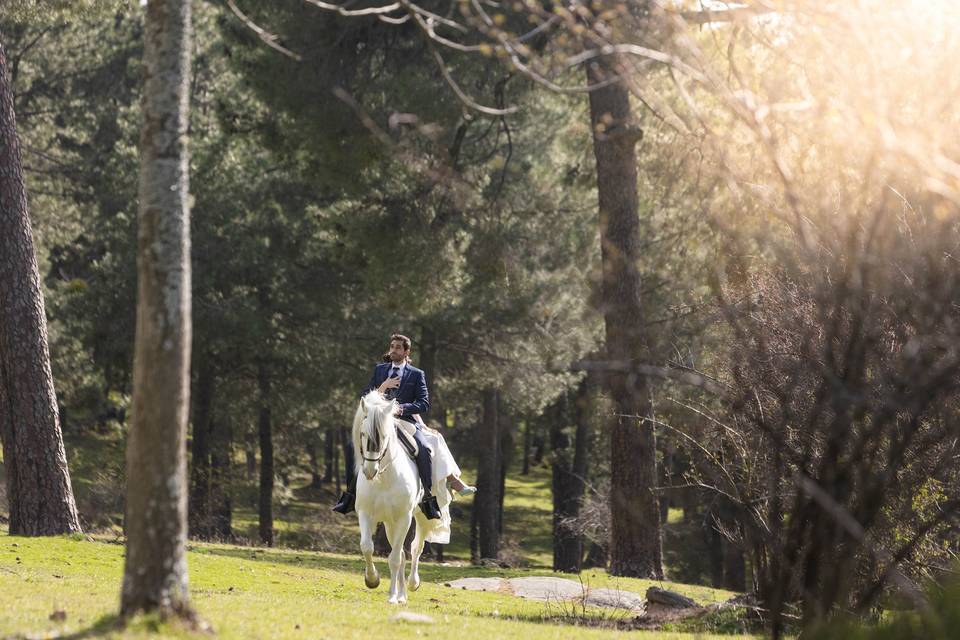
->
0;534;752;639
2;431;754;638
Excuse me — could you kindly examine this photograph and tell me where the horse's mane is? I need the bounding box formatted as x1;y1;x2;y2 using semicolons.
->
353;391;395;475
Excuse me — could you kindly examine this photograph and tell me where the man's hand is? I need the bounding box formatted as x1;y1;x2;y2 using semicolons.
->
378;376;400;395
393;405;403;416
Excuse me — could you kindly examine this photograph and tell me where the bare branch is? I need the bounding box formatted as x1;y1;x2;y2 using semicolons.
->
227;0;302;61
425;42;518;116
303;0;403;17
565;44;707;84
571;359;729;396
795;472;930;612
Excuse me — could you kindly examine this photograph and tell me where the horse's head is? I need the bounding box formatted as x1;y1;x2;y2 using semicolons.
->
355;391;397;480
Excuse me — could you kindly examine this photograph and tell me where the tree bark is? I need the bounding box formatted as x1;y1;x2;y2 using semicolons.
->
723;534;746;591
334;427;342;495
188;355;213;538
208;415;232;539
587;58;663;578
307;435;322;488
257;362;273;547
244;433;256;479
339;425;353;487
571;381;591;504
120;0;194;618
522;419;531;475
552;381;591;573
497;402;514;536
0;38;81;537
323;426;334;483
584;541;608;569
418;325;439;417
551;396;579;572
476;388;500;560
469;487;479;564
374;522;390;556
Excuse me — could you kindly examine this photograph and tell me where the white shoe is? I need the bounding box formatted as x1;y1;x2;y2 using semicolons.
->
447;480;477;497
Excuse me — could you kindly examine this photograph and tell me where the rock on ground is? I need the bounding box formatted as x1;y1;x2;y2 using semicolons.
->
508;576;585;600
582;588;645;611
645;586;698;608
443;576;644;611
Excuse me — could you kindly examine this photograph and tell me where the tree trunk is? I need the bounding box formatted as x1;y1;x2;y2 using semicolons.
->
552;381;591;573
374;522;390;556
0;39;81;537
257;362;273;547
587;58;663;579
323;427;334;483
418;325;439;418
584;541;608;569
340;426;353;487
307;434;322;488
120;0;194;618
470;488;479;564
572;380;591;500
333;427;342;495
522;419;531;475
708;516;725;588
476;388;500;560
724;534;746;592
208;415;232;539
244;433;256;479
551;396;579;572
659;438;674;522
188;355;213;538
497;402;514;536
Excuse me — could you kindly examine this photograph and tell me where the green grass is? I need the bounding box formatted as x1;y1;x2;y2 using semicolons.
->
2;431;759;637
0;533;757;639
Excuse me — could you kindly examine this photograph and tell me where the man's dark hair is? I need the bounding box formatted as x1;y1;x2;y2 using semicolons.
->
390;333;412;351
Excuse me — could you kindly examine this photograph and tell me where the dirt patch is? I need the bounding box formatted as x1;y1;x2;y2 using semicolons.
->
440;576;729;630
444;577;505;593
442;576;642;611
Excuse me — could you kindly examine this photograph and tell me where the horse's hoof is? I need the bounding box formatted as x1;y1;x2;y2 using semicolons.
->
388;596;400;605
364;572;380;589
407;577;421;592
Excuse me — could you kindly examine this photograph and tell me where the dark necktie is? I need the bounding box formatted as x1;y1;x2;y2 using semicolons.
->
387;367;400;399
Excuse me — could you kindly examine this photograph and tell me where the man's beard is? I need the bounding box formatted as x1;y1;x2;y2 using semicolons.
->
390;354;406;363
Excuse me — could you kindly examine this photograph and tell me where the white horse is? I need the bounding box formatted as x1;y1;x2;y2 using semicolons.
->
353;391;432;604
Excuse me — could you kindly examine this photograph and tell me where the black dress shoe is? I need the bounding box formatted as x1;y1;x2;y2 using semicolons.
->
419;494;441;520
332;491;355;514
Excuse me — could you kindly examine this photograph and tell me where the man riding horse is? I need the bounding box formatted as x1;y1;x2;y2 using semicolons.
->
333;333;474;519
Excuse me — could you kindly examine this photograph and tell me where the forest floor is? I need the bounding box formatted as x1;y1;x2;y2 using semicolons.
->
0;534;760;639
1;430;761;638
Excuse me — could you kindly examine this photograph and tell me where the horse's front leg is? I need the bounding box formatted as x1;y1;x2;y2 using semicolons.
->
358;511;380;589
384;516;410;604
407;511;427;592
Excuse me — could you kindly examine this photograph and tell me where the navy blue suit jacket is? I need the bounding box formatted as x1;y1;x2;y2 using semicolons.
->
362;362;430;424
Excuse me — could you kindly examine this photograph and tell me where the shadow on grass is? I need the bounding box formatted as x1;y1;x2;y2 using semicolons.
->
192;544;543;584
43;611;215;639
29;613;126;640
465;602;761;636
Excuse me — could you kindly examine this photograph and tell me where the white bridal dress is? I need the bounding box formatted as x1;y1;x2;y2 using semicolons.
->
397;417;462;544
